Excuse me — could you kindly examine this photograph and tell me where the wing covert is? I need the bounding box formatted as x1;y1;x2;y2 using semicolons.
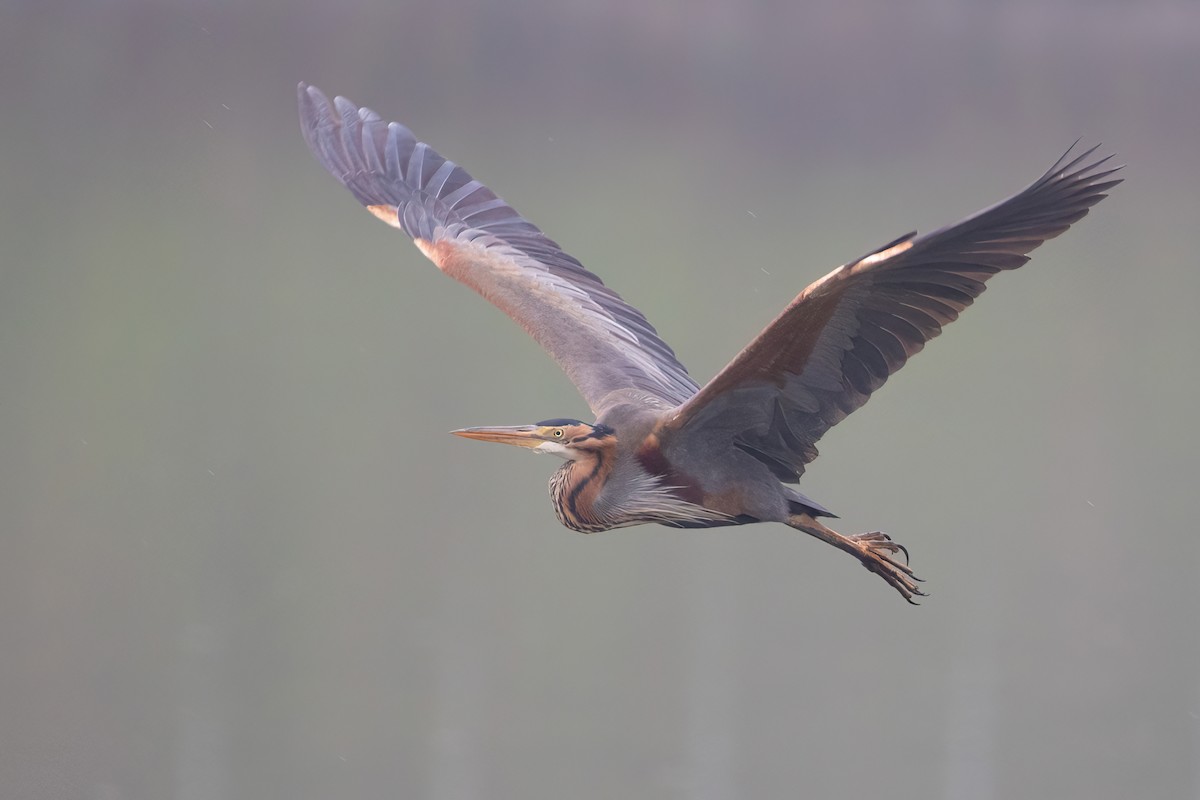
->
298;83;698;414
666;144;1122;481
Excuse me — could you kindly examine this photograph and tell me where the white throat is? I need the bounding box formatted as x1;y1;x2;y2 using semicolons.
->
534;440;578;460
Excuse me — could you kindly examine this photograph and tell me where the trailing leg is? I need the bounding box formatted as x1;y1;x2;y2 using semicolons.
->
786;512;927;604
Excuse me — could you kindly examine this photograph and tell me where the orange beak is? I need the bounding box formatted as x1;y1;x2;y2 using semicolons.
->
450;426;547;448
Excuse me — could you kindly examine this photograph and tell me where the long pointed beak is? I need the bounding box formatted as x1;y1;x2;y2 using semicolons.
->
450;425;545;448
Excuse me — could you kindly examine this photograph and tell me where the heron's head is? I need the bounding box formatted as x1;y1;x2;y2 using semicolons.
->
451;418;615;461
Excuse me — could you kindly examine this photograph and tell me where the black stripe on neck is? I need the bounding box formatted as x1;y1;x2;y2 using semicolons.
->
565;450;606;522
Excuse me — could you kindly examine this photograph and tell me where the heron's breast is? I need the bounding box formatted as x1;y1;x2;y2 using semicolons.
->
634;433;707;507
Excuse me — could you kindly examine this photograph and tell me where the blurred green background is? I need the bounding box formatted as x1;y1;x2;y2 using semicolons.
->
2;2;1197;798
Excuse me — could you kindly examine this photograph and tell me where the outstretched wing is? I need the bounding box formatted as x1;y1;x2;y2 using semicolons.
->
298;84;698;415
665;144;1122;481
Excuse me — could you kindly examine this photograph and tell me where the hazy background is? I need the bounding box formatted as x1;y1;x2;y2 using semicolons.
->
2;1;1197;798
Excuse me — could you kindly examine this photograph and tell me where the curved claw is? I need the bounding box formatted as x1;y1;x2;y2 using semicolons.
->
850;531;926;603
850;531;910;565
784;514;927;604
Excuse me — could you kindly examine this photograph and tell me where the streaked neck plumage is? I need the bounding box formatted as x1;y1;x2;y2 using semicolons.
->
547;428;728;532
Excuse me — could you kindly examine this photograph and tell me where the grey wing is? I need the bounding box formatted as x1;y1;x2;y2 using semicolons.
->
665;144;1122;481
298;84;698;415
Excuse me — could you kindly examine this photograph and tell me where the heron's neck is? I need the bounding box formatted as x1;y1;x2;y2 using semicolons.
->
549;450;616;533
549;449;730;532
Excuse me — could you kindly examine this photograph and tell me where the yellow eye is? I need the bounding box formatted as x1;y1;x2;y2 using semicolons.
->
552;429;564;438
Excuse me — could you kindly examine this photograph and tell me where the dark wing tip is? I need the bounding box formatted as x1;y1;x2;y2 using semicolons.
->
297;82;340;146
1038;140;1125;196
1026;140;1124;230
297;83;435;233
297;82;351;183
296;83;700;411
1043;139;1122;176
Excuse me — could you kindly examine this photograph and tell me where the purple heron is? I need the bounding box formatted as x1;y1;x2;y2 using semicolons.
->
298;84;1120;603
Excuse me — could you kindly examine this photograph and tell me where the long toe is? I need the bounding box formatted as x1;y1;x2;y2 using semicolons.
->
784;513;927;603
854;534;927;603
848;531;911;564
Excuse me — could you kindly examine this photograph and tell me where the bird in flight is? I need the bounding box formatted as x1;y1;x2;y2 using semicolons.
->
298;83;1120;603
